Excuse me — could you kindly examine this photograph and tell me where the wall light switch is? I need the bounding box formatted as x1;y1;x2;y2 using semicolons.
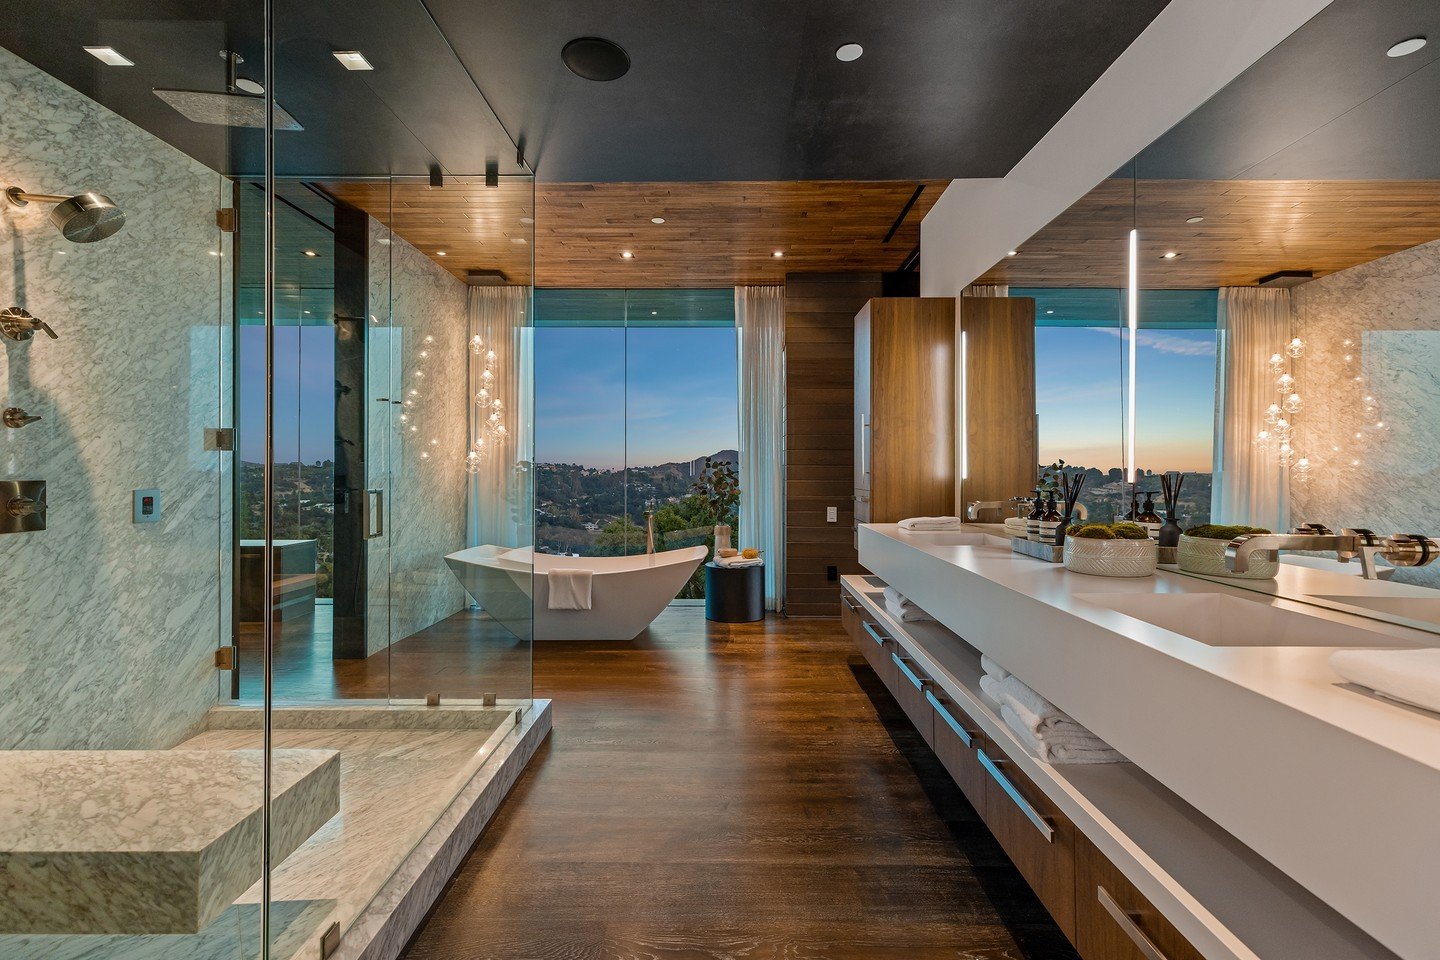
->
133;488;162;524
826;506;838;523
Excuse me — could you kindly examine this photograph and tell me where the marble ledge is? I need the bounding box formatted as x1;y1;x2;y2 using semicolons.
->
0;749;339;936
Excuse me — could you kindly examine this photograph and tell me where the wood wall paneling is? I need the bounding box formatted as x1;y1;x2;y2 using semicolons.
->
785;274;883;618
961;297;1037;507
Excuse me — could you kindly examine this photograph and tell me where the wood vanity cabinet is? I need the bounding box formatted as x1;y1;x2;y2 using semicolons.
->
841;589;895;689
1075;835;1205;960
928;686;988;813
854;298;955;525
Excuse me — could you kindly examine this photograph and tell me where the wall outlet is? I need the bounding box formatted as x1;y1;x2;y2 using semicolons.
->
826;565;838;582
826;506;838;523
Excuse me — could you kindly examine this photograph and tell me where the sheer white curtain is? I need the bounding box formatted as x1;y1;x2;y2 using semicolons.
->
466;285;530;550
962;284;1009;297
1213;287;1290;530
735;285;786;611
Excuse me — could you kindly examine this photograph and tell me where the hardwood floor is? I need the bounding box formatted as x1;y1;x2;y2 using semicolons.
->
398;607;1077;959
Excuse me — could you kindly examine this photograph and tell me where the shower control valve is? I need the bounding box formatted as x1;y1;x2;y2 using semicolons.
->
1;307;58;342
3;407;41;428
0;480;47;535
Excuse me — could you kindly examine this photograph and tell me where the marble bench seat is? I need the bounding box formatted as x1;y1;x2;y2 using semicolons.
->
0;748;339;935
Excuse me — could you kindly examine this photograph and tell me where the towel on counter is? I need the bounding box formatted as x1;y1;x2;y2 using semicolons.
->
898;516;963;531
1330;648;1440;715
1002;706;1126;765
715;555;764;569
882;586;934;622
547;568;593;611
980;654;1010;682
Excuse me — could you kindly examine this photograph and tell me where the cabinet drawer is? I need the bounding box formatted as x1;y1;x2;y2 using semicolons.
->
978;742;1077;940
844;595;897;688
1075;836;1204;960
888;651;935;747
928;687;987;811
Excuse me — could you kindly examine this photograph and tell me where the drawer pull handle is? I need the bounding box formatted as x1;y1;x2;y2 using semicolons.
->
977;749;1054;842
841;595;861;613
861;621;889;649
1097;885;1170;960
925;689;973;746
891;653;928;691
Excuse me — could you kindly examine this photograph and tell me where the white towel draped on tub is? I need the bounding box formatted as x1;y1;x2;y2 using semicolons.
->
548;568;593;611
1330;648;1440;714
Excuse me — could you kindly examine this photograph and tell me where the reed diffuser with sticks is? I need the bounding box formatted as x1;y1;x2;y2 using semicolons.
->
1053;469;1087;547
1158;472;1185;548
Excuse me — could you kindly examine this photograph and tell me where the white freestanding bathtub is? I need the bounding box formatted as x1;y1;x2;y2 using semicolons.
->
445;544;707;641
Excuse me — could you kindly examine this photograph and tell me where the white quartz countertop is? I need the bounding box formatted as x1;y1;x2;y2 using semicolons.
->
859;522;1440;960
1;748;339;935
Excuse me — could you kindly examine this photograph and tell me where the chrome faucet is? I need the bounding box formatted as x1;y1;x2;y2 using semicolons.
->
1226;523;1439;579
644;509;656;555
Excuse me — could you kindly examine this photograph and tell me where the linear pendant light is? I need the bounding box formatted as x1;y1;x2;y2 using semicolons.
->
1126;227;1138;483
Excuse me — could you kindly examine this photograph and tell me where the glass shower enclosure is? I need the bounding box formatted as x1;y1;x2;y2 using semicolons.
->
0;2;535;958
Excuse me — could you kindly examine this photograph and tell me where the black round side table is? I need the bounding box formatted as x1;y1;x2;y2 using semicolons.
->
704;562;765;623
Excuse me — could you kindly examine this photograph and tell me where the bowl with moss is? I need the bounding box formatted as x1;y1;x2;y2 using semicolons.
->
1177;524;1276;579
1062;522;1157;578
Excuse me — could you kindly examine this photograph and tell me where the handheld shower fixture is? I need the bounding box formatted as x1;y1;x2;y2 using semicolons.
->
5;186;125;243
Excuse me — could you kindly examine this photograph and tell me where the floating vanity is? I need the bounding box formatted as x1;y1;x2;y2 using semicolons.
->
0;749;339;935
853;522;1440;960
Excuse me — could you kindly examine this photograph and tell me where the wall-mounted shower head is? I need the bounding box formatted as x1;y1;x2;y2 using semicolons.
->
5;187;126;243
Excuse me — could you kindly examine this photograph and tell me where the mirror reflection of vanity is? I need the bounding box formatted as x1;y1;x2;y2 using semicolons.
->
971;3;1440;635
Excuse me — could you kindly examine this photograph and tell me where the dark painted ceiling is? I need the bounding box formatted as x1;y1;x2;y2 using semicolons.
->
1135;0;1440;180
425;0;1171;182
0;0;1170;182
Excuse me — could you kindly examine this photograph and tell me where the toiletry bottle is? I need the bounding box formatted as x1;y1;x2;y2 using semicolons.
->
1038;494;1063;546
1026;490;1045;541
1138;492;1162;539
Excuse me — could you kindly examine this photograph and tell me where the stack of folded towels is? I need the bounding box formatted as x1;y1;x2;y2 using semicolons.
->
883;586;933;623
979;655;1125;764
714;553;763;569
898;516;963;532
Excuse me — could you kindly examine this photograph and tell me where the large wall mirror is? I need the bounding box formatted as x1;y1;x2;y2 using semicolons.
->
978;0;1440;635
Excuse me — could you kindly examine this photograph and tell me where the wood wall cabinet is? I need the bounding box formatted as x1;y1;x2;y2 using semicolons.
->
959;296;1037;507
854;298;956;525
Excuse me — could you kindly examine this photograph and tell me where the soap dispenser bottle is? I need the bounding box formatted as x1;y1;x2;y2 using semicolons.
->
1037;494;1063;545
1026;490;1045;542
1137;491;1163;539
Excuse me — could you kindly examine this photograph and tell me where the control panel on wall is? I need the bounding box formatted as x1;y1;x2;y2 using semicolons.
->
133;488;162;524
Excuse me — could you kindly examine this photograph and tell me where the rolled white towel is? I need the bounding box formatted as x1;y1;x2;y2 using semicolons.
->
883;586;907;608
898;516;963;531
885;598;934;623
1330;648;1440;714
1002;705;1125;764
995;675;1078;736
980;654;1010;682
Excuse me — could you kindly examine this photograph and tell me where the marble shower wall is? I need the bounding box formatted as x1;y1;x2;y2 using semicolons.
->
366;220;470;657
0;46;231;748
1291;236;1440;588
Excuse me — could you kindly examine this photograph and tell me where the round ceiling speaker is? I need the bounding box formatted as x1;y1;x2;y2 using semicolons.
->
562;37;630;81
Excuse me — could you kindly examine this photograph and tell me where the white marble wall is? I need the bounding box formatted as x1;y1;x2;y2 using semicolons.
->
0;46;231;749
1291;237;1440;588
365;222;470;655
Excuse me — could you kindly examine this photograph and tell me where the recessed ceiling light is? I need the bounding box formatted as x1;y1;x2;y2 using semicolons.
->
1045;309;1054;315
621;250;633;259
835;43;864;62
650;310;658;315
332;50;374;71
1387;36;1427;58
772;250;784;258
1007;249;1019;257
377;237;391;245
208;250;220;257
303;249;318;258
520;217;534;225
511;237;528;244
235;77;264;95
303;309;312;315
562;37;630;81
651;217;665;224
1185;215;1204;224
84;46;134;66
436;250;446;256
1162;251;1179;259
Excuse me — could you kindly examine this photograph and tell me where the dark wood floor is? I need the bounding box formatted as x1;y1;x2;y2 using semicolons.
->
398;608;1077;960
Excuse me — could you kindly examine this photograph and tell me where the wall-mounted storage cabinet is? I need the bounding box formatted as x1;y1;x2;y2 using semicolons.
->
959;296;1037;507
853;298;956;526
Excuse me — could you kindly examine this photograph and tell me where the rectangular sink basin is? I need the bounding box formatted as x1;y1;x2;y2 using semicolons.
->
1076;593;1417;648
902;532;991;547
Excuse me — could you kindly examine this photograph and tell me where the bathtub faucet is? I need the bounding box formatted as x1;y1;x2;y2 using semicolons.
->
644;510;656;555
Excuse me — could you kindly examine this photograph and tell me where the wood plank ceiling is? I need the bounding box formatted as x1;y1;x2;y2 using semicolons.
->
323;179;945;288
975;178;1440;288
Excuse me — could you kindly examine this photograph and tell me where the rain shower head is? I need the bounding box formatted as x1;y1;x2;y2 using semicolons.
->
153;50;303;131
5;187;126;243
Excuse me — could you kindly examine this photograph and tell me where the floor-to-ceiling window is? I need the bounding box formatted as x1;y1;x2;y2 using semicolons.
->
1019;288;1218;526
534;289;738;596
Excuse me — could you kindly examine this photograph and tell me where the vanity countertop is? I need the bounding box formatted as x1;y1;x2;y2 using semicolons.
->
859;522;1440;960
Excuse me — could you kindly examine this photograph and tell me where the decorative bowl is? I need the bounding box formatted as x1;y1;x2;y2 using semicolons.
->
1176;534;1278;579
1062;537;1157;578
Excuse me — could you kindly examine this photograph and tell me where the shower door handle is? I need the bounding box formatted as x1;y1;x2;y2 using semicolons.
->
362;488;385;540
